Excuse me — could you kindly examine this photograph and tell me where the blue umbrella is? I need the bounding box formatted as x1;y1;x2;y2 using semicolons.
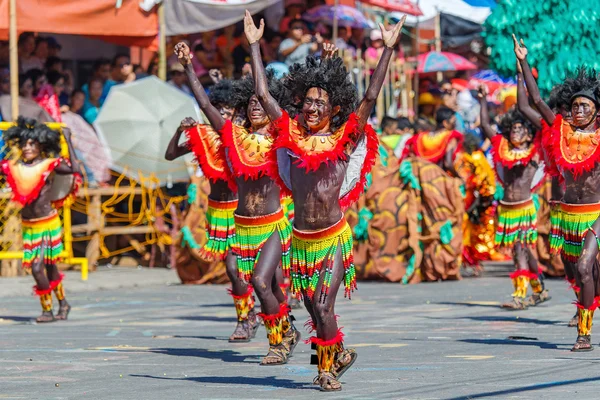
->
472;69;515;85
303;5;371;29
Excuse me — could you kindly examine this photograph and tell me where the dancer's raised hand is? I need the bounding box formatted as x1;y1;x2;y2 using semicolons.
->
512;34;528;60
175;42;192;65
381;15;407;49
244;10;264;44
322;42;338;60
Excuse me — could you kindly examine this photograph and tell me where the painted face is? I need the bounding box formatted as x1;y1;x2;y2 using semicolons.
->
571;96;597;127
509;122;531;146
21;139;41;162
302;87;333;132
246;95;269;127
218;105;235;121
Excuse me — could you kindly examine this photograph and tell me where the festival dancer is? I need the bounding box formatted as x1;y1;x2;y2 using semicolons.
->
2;118;79;322
165;77;260;342
478;84;548;310
401;106;463;177
515;38;600;351
513;47;568;308
173;42;299;363
244;11;404;390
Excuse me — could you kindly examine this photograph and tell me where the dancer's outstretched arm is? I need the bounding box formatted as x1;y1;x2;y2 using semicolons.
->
165;118;195;160
174;42;226;131
516;60;542;130
513;35;555;125
478;85;496;140
244;10;282;122
55;128;80;174
355;16;406;129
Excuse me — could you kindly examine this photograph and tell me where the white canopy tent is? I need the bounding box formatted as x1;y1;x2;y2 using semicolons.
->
394;0;492;28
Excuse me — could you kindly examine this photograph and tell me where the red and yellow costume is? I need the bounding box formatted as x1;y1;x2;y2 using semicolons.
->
402;129;463;165
185;124;237;261
455;150;500;268
541;114;600;336
220;120;293;345
491;135;545;302
1;157;78;311
274;111;377;300
491;135;543;249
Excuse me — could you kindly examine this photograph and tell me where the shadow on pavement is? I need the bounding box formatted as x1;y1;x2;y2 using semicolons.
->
459;338;559;350
177;315;237;323
424;315;561;326
171;335;230;341
0;315;34;323
149;347;260;363
435;301;501;309
444;375;600;399
130;374;313;390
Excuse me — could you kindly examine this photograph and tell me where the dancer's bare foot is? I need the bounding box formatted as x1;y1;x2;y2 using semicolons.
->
260;344;288;365
314;371;342;392
55;301;71;321
571;335;593;352
526;290;551;306
36;311;56;323
568;312;578;327
333;348;357;379
501;298;528;310
228;321;252;342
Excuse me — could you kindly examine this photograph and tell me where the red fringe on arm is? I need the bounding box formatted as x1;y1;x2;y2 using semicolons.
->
339;122;379;210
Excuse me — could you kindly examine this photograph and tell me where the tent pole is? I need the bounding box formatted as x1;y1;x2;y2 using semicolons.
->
158;2;167;81
332;0;338;44
413;0;420;118
435;10;442;82
9;0;18;121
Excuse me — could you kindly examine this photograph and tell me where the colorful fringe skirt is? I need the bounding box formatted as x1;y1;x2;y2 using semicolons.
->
495;198;537;248
291;217;356;302
233;208;292;282
200;199;238;261
22;211;63;269
549;202;600;263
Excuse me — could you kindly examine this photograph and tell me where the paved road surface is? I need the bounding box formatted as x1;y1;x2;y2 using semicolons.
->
0;274;596;399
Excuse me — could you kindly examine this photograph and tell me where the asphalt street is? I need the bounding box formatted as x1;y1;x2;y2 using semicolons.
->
0;273;596;400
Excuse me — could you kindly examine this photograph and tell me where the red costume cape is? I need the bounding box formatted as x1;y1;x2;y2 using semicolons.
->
548;114;600;177
1;157;80;207
402;129;463;164
185;124;236;193
274;110;378;210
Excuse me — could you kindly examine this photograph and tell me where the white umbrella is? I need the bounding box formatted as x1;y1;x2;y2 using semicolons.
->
94;76;200;187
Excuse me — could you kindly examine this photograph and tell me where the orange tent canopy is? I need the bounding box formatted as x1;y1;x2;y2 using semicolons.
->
0;0;158;48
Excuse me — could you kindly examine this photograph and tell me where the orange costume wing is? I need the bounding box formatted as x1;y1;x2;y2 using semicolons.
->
402;130;463;164
185;124;236;193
